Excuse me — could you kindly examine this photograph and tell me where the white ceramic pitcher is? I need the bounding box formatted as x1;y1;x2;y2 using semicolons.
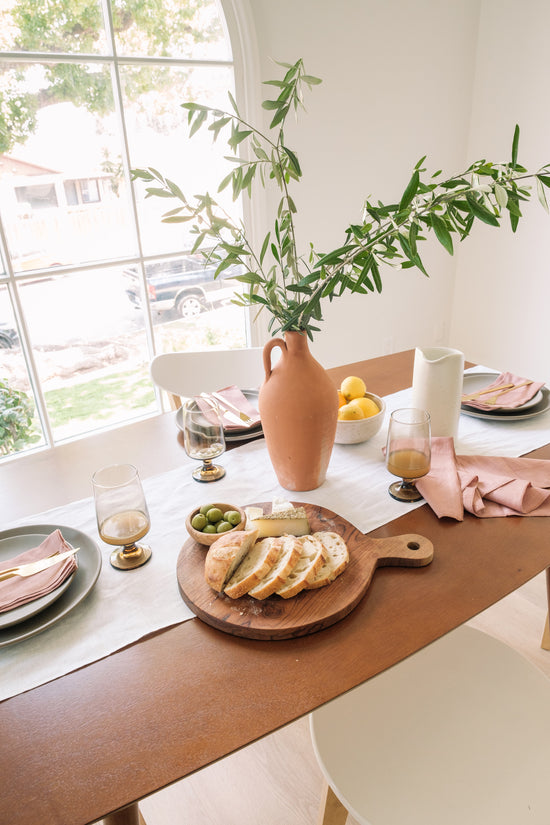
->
411;346;465;439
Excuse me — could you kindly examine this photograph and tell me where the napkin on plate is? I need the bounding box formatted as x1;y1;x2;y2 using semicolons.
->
0;529;78;614
461;371;545;411
197;385;261;431
416;437;550;520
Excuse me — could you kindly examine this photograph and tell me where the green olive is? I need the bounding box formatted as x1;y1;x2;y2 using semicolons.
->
203;524;217;534
191;513;208;531
206;507;223;523
224;510;242;526
200;503;214;516
216;520;232;533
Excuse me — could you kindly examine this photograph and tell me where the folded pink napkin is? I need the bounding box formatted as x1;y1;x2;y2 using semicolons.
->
416;437;550;520
461;371;544;411
0;529;78;614
197;385;261;431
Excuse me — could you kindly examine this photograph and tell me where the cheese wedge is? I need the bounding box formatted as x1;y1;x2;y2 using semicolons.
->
248;507;310;538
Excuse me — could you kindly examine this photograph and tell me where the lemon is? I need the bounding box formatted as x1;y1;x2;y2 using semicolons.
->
340;376;367;401
338;402;365;421
349;397;380;418
337;390;347;409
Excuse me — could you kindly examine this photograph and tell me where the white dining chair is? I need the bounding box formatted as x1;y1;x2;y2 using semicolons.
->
150;348;265;409
310;623;550;825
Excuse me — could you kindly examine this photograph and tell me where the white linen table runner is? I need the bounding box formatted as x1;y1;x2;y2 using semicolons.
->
2;369;549;702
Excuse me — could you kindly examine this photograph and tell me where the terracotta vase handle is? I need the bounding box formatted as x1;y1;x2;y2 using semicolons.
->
262;337;286;380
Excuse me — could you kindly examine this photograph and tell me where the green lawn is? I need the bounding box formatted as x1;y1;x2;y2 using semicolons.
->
46;367;155;428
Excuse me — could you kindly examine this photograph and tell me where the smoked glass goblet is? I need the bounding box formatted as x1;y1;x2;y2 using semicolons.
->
182;397;226;482
92;463;152;570
386;408;431;502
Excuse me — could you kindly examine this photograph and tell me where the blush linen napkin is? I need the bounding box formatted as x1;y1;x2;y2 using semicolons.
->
416;437;550;520
197;385;261;430
461;371;545;411
0;529;78;613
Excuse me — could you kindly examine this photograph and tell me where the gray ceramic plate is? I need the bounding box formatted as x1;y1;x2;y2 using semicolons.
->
176;389;263;441
461;373;549;421
0;524;101;647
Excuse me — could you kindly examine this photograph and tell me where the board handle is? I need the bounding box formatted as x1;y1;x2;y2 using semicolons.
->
357;533;434;592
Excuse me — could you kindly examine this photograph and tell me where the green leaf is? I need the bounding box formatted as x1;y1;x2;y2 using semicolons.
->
537;177;549;212
494;182;508;208
399;170;420;211
430;214;454;255
511;124;520;168
282;145;301;176
466;194;500;226
537;174;550;188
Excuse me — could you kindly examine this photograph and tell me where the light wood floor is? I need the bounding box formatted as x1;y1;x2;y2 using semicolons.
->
125;571;550;825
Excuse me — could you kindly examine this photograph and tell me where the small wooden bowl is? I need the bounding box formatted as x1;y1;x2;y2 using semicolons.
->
185;503;246;546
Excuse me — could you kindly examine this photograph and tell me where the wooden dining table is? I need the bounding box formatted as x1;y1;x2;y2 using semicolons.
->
2;349;550;825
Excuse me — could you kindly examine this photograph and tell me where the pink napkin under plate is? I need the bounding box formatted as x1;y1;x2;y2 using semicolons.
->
416;437;550;520
0;529;78;614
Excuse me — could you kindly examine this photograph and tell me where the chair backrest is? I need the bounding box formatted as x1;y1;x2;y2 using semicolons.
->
150;348;265;406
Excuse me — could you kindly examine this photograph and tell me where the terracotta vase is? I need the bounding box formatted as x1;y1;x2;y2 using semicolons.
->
258;331;339;491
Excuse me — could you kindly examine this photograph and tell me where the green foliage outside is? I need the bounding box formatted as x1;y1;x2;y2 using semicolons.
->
133;58;550;340
0;379;35;455
0;0;222;153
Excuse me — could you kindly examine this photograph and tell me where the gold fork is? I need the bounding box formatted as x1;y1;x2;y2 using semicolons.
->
484;381;533;405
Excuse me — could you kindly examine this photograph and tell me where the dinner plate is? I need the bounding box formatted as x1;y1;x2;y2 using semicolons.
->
0;524;101;648
176;389;263;442
461;372;544;413
461;379;550;422
0;530;77;630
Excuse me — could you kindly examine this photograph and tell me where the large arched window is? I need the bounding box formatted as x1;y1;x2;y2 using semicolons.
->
0;0;252;458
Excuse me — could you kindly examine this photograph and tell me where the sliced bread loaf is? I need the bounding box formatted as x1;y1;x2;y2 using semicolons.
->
275;534;324;599
204;528;259;593
248;535;303;600
224;536;281;599
306;531;349;589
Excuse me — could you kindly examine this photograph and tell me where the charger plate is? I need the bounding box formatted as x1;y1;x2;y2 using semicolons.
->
0;524;101;647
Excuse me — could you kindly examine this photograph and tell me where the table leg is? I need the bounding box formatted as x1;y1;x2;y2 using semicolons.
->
541;569;550;651
316;782;348;825
102;803;146;825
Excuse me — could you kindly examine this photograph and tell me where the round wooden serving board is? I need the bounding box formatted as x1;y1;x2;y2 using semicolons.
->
176;502;434;640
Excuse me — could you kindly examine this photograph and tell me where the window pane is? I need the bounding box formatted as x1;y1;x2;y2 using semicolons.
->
114;0;231;60
17;268;155;440
0;0;108;54
0;285;45;456
124;253;247;352
0;62;137;271
124;64;239;258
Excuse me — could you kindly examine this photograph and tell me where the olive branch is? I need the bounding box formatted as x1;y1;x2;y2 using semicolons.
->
132;58;550;339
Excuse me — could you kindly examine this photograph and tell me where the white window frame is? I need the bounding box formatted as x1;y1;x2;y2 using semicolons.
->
0;0;265;460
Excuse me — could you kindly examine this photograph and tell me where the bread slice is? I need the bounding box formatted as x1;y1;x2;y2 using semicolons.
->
204;529;259;593
224;537;281;599
306;531;349;590
248;535;303;600
275;535;324;599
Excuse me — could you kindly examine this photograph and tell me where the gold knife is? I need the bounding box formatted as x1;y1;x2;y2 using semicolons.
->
210;391;255;426
0;547;79;583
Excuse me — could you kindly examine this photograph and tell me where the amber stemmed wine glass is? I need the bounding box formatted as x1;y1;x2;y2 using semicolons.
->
182;397;226;482
386;408;431;502
92;463;152;570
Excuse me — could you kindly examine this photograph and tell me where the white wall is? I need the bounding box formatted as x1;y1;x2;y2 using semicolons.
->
239;0;549;385
242;0;481;369
451;0;550;382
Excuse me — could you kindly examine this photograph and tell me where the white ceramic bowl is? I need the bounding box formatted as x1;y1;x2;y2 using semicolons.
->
334;392;386;445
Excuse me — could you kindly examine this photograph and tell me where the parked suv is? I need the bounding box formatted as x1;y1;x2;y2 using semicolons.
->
124;254;239;318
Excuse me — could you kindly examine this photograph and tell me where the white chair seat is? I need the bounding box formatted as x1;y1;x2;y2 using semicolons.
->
310;624;550;825
150;348;265;408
